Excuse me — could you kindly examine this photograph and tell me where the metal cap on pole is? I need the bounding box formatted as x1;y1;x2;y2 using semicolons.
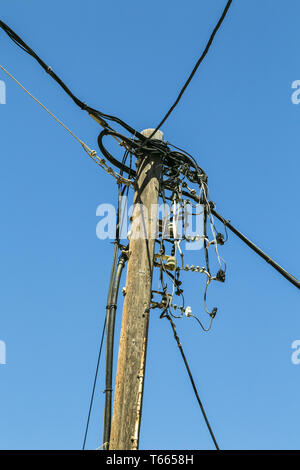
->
141;128;164;141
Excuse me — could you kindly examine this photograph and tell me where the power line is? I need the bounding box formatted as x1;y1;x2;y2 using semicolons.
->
164;313;220;450
0;0;233;143
97;122;300;292
82;314;106;450
147;0;233;141
0;7;233;148
103;250;127;449
178;187;300;291
0;19;144;139
211;207;300;290
1;6;299;452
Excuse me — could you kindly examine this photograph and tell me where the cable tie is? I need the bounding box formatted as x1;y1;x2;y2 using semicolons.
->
106;303;117;309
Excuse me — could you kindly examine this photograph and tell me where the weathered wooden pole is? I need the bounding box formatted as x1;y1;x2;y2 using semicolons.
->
109;129;163;450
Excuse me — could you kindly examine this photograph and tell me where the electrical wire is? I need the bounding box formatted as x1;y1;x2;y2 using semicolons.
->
145;0;233;142
0;3;233;144
179;187;300;290
83;184;129;451
82;313;107;450
165;313;220;450
103;251;127;450
0;18;221;180
0;19;145;138
103;157;132;449
2;7;299;453
211;208;300;290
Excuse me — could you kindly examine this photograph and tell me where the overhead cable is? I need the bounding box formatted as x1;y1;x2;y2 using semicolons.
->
146;0;233;141
211;208;300;290
165;313;220;450
82;314;107;450
0;19;144;138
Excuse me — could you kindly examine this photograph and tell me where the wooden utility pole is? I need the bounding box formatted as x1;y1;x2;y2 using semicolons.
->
109;129;163;450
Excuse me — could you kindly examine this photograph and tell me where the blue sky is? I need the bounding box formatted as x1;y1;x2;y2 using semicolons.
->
0;0;299;450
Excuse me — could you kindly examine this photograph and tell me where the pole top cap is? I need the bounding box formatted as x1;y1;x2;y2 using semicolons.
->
141;128;164;141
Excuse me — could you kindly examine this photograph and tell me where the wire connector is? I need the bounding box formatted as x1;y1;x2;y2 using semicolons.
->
216;269;226;282
210;307;218;319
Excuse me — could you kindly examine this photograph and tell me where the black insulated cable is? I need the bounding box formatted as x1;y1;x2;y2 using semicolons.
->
165;313;220;450
211;208;300;290
82;242;120;450
103;251;127;450
0;19;144;137
144;0;233;142
82;314;107;450
178;188;300;290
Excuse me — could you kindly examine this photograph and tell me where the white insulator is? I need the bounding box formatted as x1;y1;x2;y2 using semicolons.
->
185;306;192;317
